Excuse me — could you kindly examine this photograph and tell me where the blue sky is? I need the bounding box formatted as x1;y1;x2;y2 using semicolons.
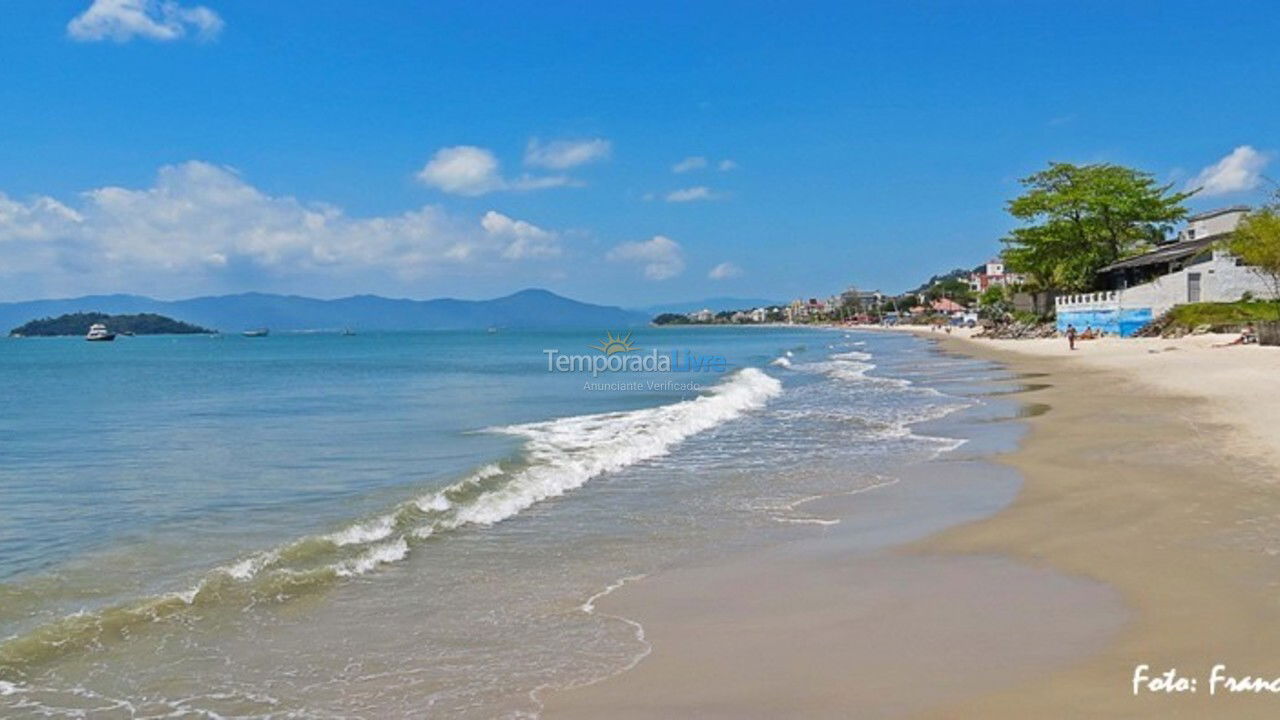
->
1;1;1277;305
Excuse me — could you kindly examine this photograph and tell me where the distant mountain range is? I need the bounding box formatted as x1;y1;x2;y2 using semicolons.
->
635;297;784;315
0;289;650;333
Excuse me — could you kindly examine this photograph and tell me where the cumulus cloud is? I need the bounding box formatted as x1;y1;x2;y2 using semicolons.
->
606;235;684;280
665;186;717;203
416;146;505;196
524;138;611;170
1187;145;1271;197
707;261;742;280
67;0;224;42
416;145;576;196
718;159;738;171
0;161;562;298
481;210;562;259
672;156;708;174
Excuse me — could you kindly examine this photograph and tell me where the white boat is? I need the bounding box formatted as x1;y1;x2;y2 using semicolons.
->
85;323;116;342
242;328;269;337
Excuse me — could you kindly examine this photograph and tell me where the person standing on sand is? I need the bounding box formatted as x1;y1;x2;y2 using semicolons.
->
1066;324;1077;350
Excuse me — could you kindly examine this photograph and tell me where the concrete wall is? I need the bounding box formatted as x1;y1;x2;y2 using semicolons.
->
1179;209;1248;242
1055;252;1277;337
1057;307;1154;337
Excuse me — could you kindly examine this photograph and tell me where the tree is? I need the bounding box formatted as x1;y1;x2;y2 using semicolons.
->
1222;199;1280;319
1002;162;1194;295
977;286;1013;322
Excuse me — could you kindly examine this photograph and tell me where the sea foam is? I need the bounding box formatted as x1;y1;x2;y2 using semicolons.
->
0;368;782;672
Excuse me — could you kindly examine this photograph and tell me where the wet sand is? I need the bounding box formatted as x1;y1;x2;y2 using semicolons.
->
546;333;1280;718
918;334;1280;718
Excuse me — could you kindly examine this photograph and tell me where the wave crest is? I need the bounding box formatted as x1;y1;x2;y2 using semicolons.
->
0;369;782;676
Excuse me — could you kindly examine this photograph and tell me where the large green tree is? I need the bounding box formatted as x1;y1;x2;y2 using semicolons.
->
1001;162;1194;294
1222;195;1280;318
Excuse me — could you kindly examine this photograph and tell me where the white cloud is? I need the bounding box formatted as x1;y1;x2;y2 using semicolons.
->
672;156;708;174
67;0;223;43
1187;145;1271;197
524;138;611;169
416;145;577;196
481;210;561;259
707;261;742;280
416;146;505;196
507;174;578;192
606;235;684;280
718;159;738;172
0;161;562;298
665;186;717;203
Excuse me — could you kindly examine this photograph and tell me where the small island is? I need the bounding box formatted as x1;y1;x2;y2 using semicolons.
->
9;312;215;337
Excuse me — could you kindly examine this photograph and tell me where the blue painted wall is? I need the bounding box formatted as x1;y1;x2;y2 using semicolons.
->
1057;308;1153;337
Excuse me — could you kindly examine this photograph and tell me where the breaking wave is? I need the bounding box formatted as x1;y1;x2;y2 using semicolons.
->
0;368;782;677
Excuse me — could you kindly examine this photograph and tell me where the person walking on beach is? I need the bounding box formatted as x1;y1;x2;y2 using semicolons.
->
1066;324;1077;350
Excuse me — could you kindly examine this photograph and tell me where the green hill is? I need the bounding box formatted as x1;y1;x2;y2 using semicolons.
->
9;312;215;337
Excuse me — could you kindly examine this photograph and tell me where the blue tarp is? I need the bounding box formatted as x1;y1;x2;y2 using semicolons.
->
1057;308;1154;338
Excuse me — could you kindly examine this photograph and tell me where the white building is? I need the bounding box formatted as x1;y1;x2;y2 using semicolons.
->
1055;206;1275;336
1176;206;1249;243
968;259;1026;292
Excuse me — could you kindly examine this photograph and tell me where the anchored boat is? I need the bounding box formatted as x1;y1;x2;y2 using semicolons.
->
85;323;116;342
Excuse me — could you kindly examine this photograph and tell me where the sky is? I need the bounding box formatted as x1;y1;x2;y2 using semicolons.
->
1;0;1278;306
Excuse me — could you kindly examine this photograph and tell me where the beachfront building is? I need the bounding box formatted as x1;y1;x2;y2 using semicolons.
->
968;259;1026;292
836;288;885;315
930;298;966;314
1055;206;1277;336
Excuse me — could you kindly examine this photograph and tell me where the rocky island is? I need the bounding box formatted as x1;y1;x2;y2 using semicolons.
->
9;312;215;337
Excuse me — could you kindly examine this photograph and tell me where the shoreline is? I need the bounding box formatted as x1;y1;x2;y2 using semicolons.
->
545;328;1280;717
542;331;1120;717
915;329;1280;716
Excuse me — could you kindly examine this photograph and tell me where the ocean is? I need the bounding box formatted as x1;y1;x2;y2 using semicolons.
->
0;327;999;718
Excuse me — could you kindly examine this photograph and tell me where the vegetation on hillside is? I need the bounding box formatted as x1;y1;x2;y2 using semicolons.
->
907;268;971;296
10;312;215;337
652;313;693;325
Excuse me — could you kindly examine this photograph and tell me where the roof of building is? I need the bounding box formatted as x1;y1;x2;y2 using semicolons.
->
931;298;966;312
1186;205;1249;222
1097;234;1221;273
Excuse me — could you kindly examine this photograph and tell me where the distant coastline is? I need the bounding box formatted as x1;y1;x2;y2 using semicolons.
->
0;289;649;333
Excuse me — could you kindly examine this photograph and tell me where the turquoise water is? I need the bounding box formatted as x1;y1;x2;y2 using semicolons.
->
0;327;991;717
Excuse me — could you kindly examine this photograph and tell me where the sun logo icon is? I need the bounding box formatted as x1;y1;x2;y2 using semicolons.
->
590;330;638;355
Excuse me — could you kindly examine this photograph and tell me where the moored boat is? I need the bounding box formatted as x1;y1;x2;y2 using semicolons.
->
242;328;269;337
85;323;116;342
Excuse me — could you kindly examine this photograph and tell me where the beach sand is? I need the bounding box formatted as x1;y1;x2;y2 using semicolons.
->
544;329;1280;718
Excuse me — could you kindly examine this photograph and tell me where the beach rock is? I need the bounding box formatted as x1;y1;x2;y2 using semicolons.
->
978;319;1057;340
1191;324;1213;335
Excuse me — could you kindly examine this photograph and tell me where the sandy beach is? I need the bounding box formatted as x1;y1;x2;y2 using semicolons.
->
545;329;1280;718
